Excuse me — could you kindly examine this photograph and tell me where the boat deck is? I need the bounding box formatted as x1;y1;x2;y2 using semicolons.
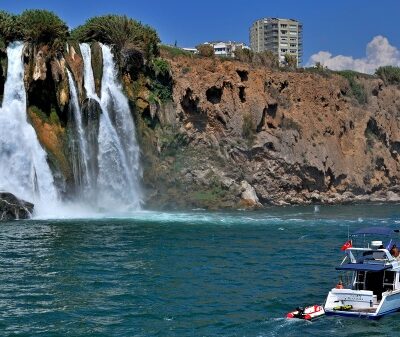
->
350;308;377;313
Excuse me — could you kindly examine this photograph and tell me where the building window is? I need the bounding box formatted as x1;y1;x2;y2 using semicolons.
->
290;44;297;47
281;48;287;52
290;50;297;53
281;30;287;34
280;24;287;28
289;25;297;29
289;31;297;35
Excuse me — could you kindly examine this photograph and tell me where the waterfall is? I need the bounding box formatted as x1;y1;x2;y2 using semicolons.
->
0;42;58;211
79;43;142;210
67;69;93;198
98;44;142;209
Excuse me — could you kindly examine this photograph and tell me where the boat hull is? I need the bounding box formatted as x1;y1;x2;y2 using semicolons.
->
324;288;400;319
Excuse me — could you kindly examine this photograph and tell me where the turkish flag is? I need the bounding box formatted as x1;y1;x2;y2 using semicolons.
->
341;240;352;251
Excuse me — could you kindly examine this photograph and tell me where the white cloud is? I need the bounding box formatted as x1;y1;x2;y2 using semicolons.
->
308;36;400;74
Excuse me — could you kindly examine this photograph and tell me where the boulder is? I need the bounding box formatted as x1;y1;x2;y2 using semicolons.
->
0;192;34;221
240;180;261;207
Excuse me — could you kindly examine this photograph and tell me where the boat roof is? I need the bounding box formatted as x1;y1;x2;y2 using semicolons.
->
351;227;399;236
336;263;392;272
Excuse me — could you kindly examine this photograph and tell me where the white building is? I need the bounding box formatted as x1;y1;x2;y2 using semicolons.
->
200;41;249;58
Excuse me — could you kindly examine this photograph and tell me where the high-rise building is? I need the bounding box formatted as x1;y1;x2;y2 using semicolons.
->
250;18;303;66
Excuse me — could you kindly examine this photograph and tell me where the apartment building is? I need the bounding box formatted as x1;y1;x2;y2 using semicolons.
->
250;18;303;66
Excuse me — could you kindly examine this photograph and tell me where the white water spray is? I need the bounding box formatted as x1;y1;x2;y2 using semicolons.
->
0;42;58;212
67;69;93;197
79;43;142;210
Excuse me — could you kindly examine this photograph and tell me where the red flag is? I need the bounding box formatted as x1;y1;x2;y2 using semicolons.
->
341;240;352;251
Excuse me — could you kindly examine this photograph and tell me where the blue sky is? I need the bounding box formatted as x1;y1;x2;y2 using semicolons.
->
2;0;400;66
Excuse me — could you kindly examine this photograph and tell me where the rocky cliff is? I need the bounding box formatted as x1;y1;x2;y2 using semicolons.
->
129;53;400;209
2;43;400;210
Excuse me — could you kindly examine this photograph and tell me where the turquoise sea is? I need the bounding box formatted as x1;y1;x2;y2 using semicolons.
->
1;204;400;336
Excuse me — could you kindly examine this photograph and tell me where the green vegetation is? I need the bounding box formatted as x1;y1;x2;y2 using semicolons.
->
49;109;60;124
148;58;173;102
0;11;22;47
375;66;400;85
151;58;170;77
284;53;297;69
30;105;61;125
196;44;214;57
71;15;159;59
235;49;279;69
192;176;227;204
160;45;193;58
158;127;188;158
0;10;68;51
19;10;68;48
336;70;368;105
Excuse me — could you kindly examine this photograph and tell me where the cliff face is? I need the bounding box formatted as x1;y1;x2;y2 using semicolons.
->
132;55;400;209
3;43;400;209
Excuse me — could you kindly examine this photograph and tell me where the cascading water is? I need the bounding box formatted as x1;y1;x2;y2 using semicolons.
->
67;69;94;198
0;42;58;212
98;44;142;209
78;43;142;210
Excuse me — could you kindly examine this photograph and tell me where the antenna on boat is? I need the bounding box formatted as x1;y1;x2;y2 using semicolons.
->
347;225;350;241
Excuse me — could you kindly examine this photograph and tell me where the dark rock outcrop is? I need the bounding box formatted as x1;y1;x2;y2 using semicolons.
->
0;192;34;220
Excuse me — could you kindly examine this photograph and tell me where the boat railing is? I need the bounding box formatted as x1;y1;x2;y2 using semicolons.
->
345;248;396;265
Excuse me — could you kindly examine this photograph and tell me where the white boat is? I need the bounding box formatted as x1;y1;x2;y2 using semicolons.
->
325;227;400;319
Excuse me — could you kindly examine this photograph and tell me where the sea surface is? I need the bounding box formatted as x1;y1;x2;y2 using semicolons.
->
1;204;400;336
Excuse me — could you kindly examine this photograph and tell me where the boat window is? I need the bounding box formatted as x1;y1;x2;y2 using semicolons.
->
383;271;395;292
354;271;365;290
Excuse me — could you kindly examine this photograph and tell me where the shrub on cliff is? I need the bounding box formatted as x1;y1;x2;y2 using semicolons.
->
254;51;279;69
148;58;173;102
19;10;68;49
196;44;214;57
235;49;279;69
284;54;297;69
0;11;22;47
337;70;367;105
71;15;160;59
375;66;400;85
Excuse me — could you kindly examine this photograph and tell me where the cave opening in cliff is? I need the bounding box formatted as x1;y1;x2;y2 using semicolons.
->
27;66;67;125
206;86;223;104
239;86;246;102
237;69;248;82
181;88;207;131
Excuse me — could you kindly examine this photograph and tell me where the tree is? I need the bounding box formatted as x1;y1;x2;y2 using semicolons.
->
234;48;253;63
255;51;279;69
19;10;68;49
0;11;22;46
71;15;160;59
315;61;323;70
284;53;297;69
196;44;214;57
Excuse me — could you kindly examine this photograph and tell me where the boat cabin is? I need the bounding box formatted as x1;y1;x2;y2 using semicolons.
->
325;227;400;318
